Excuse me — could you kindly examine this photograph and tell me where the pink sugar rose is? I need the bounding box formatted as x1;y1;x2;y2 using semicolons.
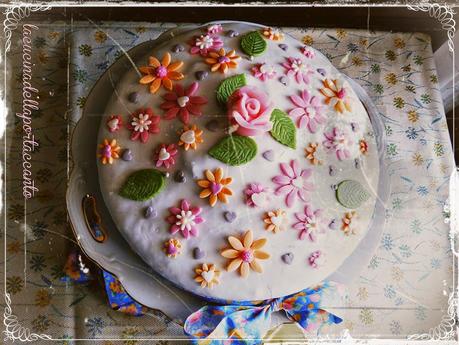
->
227;86;273;136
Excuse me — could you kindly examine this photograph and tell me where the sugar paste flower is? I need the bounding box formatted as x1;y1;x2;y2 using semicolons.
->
163;238;182;258
197;167;233;207
289;90;325;132
323;127;352;160
264;209;287;233
189;34;223;56
308;250;325;268
244;183;270;207
359;139;368;154
272;159;314;207
154;143;178;169
282;57;314;84
301;46;315;58
207;24;223;34
160;82;208;124
178;124;203;151
305;143;322;165
205;48;240;74
139;52;184;93
262;27;284;41
251;63;276;81
293;205;326;241
127;108;160;143
166;199;204;239
98;138;120;165
341;211;356;235
221;230;270;278
194;263;221;288
106;115;122;133
227;86;273;136
319;79;352;113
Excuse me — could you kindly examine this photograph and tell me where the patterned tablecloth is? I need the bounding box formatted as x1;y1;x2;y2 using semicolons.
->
2;20;455;343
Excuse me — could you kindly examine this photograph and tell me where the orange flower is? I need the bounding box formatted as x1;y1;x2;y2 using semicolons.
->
163;238;182;258
197;168;233;207
139;52;184;93
97;139;120;164
205;48;240;73
341;211;356;235
263;209;287;233
262;27;284;41
319;79;352;114
178;124;203;151
194;263;221;288
221;230;270;278
305;142;322;165
359;139;368;154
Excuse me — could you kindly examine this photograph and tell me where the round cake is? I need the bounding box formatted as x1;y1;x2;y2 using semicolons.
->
96;21;380;302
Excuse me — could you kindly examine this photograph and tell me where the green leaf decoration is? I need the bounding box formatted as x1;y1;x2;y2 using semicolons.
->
208;135;257;166
216;74;247;104
336;180;370;209
240;31;267;57
269;109;296;149
119;169;166;201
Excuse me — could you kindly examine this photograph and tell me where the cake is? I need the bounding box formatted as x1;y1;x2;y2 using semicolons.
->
96;22;379;302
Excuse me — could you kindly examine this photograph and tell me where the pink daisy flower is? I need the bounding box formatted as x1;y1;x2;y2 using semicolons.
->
272;159;314;207
244;183;270;207
153;143;178;169
289;90;325;132
160;82;208;124
127;108;160;143
106;115;122;133
281;57;314;84
189;34;223;56
323;127;352;160
207;24;223;34
300;46;315;58
293;205;326;241
251;63;276;81
166;199;204;239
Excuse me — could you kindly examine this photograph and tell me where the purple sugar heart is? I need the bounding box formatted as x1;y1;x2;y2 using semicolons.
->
329;219;337;230
193;247;205;260
317;68;326;76
224;211;237;223
121;149;133;161
280;76;288;85
195;70;208;81
328;165;336;176
262;150;275;162
281;252;294;264
171;44;185;53
278;43;288;51
144;206;157;219
128;92;139;103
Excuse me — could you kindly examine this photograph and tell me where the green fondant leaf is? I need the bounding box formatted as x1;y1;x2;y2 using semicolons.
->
119;169;166;201
270;109;296;149
208;135;257;166
216;74;247;104
240;31;267;57
336;180;370;209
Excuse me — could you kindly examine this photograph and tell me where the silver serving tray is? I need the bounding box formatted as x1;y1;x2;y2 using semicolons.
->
66;21;389;325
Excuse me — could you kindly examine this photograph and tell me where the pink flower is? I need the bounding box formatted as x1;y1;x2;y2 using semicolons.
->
282;57;314;84
300;46;315;58
189;34;223;56
289;90;325;132
106;115;122;133
272;159;314;207
293;205;326;241
244;183;270;207
323;127;352;160
207;24;223;34
166;199;204;239
127;108;160;143
251;63;276;81
308;251;325;268
160;82;208;124
153;143;178;169
227;86;273;136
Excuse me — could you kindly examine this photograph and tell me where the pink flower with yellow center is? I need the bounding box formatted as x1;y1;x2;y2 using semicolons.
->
166;199;204;239
127;108;160;143
293;205;326;241
139;52;184;93
221;230;270;278
189;34;223;56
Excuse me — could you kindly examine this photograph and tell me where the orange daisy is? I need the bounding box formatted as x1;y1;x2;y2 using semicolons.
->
262;27;284;41
194;263;221;288
305;142;322;165
197;167;233;207
341;211;356;235
139;52;184;93
97;138;120;164
205;48;240;73
319;79;352;114
221;230;270;278
178;124;203;151
359;139;368;154
263;209;287;233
